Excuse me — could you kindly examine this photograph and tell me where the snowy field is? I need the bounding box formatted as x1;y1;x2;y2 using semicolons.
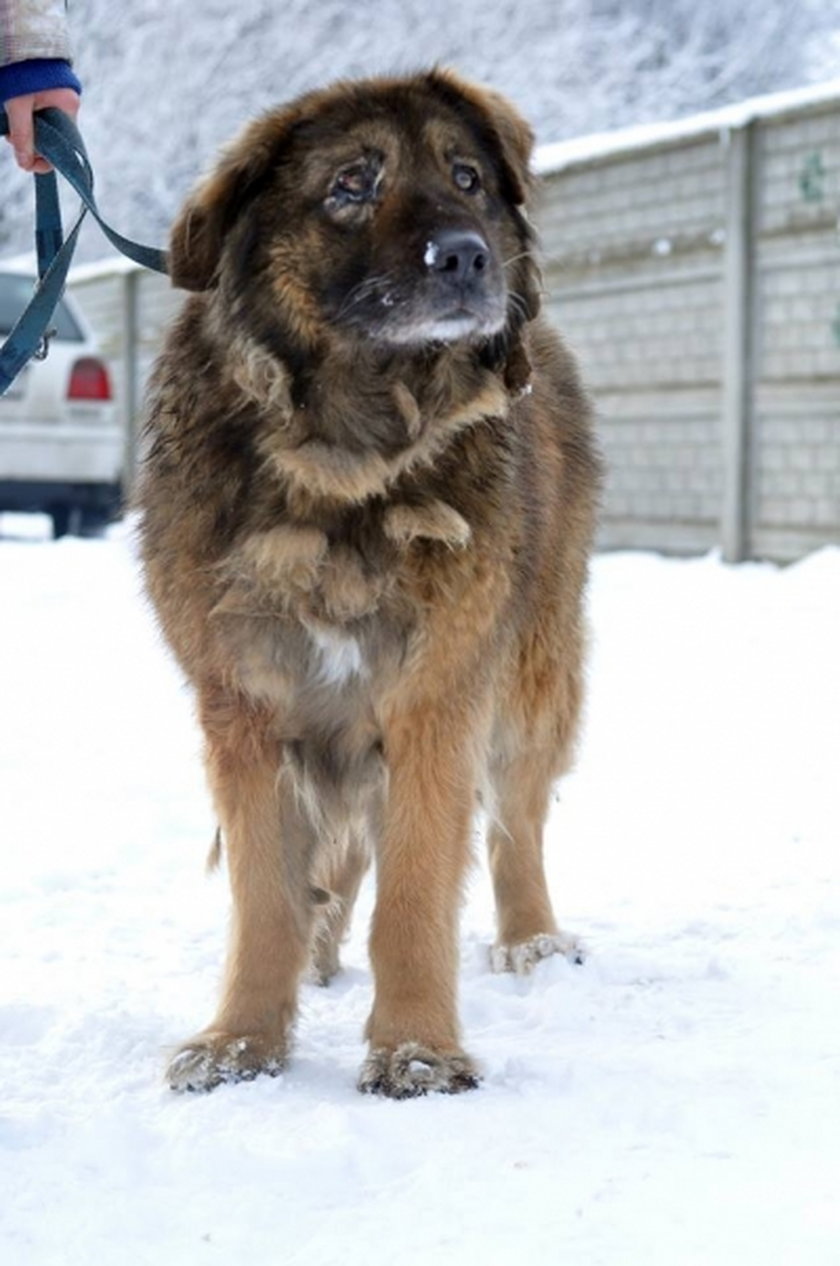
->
1;515;838;1266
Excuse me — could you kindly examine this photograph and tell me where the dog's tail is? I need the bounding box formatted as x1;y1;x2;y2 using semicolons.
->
206;826;223;873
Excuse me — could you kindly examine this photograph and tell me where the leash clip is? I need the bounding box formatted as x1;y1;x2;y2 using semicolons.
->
34;327;56;361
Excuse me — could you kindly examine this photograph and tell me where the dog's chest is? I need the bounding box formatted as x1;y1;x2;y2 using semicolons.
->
215;496;473;707
306;623;366;687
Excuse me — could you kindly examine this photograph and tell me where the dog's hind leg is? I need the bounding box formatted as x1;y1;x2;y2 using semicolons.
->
166;689;313;1093
486;741;585;975
487;615;588;977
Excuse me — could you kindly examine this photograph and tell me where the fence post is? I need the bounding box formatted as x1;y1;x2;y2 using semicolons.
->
120;267;140;500
721;121;756;563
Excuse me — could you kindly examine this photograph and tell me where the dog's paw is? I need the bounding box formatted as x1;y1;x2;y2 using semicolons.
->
358;1042;481;1099
490;931;586;976
166;1031;287;1093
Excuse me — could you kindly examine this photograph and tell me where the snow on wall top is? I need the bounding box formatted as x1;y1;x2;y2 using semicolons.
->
534;76;840;175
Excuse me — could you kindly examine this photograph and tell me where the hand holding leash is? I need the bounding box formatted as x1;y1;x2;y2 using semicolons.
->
3;87;80;173
0;106;169;395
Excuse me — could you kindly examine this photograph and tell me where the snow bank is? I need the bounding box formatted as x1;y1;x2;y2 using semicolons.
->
1;518;838;1264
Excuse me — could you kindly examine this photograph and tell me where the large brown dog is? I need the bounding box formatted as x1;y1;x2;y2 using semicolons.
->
137;70;601;1098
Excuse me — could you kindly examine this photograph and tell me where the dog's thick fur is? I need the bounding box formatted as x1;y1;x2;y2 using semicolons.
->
137;70;601;1098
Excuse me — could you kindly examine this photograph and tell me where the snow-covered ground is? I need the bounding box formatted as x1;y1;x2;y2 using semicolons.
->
1;515;838;1265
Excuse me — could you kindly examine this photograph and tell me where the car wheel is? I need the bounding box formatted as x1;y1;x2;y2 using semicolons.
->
79;507;111;537
49;504;77;539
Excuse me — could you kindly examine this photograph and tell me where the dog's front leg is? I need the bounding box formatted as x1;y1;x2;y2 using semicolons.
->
360;699;483;1098
166;688;311;1092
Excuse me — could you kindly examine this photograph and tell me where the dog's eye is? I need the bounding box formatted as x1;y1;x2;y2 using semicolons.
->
453;164;481;193
331;165;375;204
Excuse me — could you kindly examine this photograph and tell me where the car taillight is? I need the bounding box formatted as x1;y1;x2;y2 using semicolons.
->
67;357;112;401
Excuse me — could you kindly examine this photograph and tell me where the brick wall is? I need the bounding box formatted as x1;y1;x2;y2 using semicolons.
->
538;90;840;561
749;108;840;559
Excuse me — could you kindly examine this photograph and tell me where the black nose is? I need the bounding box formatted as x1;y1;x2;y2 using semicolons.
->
426;229;489;283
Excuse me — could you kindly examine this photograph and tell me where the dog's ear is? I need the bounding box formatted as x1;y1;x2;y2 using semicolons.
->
427;71;542;323
428;70;536;208
169;112;293;292
473;85;535;209
473;84;542;320
515;243;543;322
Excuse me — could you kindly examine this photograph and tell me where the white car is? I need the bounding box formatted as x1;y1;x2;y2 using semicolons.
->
0;267;121;538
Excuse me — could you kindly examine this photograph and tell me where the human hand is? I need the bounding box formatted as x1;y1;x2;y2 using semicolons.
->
4;88;80;173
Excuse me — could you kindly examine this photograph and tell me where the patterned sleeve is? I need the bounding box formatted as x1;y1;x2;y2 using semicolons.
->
0;0;73;68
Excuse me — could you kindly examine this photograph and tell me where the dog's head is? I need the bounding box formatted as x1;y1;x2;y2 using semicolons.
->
169;71;540;363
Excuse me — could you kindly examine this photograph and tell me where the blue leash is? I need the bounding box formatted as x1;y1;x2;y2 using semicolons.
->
0;106;169;395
